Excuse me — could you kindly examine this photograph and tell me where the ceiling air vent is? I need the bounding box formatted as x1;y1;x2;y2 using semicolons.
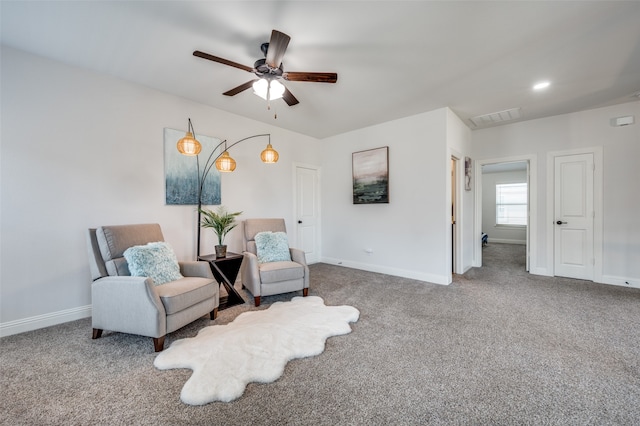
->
469;107;522;128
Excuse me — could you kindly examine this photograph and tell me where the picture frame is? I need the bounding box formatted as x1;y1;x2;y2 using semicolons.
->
352;146;389;204
164;128;222;205
465;156;472;191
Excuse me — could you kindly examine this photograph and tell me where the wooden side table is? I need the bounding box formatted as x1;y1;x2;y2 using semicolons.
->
198;252;245;310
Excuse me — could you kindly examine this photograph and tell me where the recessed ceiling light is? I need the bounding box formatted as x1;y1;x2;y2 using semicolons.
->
533;81;550;91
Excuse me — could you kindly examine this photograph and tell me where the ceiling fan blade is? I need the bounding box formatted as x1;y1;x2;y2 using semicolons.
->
223;80;258;96
265;30;290;69
282;72;338;83
282;87;299;106
193;51;254;73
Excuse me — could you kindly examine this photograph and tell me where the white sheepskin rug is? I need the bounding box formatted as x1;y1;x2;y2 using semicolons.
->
154;296;360;405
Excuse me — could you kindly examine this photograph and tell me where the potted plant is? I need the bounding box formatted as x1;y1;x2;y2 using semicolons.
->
199;206;242;258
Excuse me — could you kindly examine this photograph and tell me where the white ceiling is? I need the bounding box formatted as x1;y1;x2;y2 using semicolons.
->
2;1;639;139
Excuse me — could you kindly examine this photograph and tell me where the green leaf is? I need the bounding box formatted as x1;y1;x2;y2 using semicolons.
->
198;206;243;245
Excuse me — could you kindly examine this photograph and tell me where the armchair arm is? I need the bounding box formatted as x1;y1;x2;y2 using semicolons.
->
289;248;307;266
290;248;310;288
179;261;214;279
240;251;262;297
91;276;166;338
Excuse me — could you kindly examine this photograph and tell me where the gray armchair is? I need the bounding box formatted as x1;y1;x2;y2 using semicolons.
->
86;223;219;351
240;218;309;307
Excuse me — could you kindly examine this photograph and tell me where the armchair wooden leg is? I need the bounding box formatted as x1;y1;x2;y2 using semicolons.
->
92;328;103;339
153;336;165;352
303;288;309;297
254;296;261;307
210;308;218;320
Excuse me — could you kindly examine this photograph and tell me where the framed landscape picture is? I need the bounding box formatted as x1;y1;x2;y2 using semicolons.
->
352;146;389;204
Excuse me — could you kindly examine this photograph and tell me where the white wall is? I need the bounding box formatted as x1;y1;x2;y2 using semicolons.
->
447;109;474;274
320;107;473;284
481;169;527;244
0;46;321;334
472;102;640;286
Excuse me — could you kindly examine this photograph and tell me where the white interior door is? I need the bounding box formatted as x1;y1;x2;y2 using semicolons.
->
295;165;320;264
554;153;594;280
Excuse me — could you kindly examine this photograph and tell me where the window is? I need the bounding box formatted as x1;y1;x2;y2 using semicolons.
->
496;183;527;226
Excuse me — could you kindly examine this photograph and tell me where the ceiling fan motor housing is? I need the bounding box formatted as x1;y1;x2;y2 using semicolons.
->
254;58;283;78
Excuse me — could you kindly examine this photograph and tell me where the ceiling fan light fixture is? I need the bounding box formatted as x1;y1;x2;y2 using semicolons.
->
215;151;236;172
253;79;285;101
260;143;279;163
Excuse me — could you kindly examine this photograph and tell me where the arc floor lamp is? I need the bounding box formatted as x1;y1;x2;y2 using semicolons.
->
176;118;278;257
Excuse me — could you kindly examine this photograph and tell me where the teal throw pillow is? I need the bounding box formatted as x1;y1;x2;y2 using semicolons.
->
255;231;291;264
123;242;183;285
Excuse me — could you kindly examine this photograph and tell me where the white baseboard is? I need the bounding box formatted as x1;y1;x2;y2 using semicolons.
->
528;270;639;289
600;275;640;290
529;267;552;277
321;257;450;285
0;305;92;338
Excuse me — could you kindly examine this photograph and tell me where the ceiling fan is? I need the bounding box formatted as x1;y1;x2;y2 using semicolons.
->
193;30;338;106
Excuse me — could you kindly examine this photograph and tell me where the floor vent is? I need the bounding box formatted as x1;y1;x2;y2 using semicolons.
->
469;107;522;128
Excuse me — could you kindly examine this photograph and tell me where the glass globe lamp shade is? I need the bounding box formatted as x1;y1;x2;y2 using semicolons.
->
252;79;285;101
215;151;237;172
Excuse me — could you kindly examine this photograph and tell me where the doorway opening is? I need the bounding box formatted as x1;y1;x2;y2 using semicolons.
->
474;155;537;273
481;161;528;270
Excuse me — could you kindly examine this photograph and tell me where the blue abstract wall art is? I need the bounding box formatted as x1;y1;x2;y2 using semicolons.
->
164;128;222;205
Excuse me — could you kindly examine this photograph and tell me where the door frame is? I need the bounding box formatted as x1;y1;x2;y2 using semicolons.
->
474;154;537;271
450;155;460;275
448;149;464;281
292;162;321;264
546;147;603;281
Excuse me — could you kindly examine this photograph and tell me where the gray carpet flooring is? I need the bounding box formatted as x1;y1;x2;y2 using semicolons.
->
2;243;640;425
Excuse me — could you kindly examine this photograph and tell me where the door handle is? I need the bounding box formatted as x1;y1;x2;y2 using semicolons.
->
298;220;302;224
556;220;567;225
